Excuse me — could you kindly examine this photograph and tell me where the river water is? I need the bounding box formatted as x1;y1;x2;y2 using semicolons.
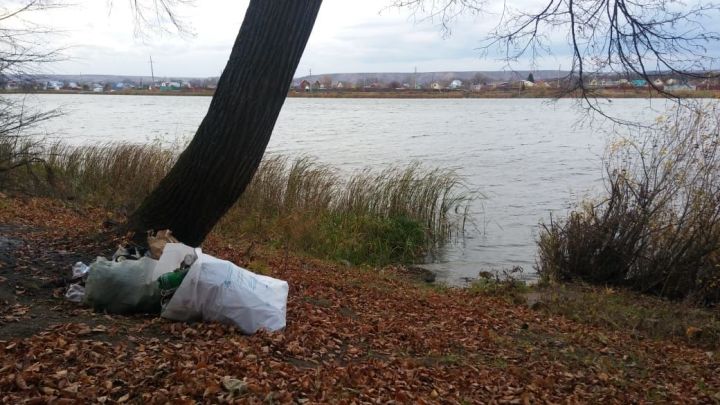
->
14;94;678;284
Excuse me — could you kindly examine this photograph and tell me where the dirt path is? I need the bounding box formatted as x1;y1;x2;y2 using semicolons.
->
0;205;174;343
0;222;89;339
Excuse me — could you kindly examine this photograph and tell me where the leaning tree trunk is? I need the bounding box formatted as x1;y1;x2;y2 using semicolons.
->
128;0;323;246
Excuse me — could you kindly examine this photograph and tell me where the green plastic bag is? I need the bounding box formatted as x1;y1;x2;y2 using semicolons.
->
84;257;162;314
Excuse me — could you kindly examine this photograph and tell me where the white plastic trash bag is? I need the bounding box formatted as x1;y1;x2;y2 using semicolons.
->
154;243;197;279
162;250;288;334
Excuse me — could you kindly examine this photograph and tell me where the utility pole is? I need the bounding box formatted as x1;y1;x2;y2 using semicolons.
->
149;56;156;89
413;66;417;90
557;64;561;89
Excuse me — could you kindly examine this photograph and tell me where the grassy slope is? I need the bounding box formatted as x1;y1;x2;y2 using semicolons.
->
0;197;719;403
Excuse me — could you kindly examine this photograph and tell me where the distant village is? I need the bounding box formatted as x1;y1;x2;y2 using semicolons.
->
1;72;719;94
292;74;720;93
0;77;218;92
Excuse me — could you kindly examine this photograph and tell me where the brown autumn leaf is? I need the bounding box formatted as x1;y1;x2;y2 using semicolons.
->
1;197;720;403
687;326;703;339
15;374;29;390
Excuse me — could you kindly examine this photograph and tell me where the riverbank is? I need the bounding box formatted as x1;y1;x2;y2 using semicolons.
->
288;89;720;99
1;196;719;402
3;88;719;98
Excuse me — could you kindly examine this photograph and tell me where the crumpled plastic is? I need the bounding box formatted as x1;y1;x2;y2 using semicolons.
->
222;376;248;397
71;262;90;280
65;283;86;303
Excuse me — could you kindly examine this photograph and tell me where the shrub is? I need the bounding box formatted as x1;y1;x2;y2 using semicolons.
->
537;107;720;304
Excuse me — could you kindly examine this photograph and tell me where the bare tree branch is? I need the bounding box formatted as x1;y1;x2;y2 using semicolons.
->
389;0;488;36
108;0;195;38
0;1;66;78
395;0;720;116
0;0;193;180
0;1;65;178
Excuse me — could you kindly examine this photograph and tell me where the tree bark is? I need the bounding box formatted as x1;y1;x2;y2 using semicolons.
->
128;0;323;246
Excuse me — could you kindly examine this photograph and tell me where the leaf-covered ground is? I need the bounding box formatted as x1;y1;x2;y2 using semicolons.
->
1;197;719;403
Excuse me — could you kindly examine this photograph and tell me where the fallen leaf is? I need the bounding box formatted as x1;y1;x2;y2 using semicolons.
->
15;374;29;390
222;376;247;396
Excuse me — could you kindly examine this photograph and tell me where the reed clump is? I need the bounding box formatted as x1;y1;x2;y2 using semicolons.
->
0;138;471;265
217;155;471;265
1;140;175;209
537;107;720;305
47;142;175;208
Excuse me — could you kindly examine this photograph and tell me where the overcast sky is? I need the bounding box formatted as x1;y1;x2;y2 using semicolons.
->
26;1;573;77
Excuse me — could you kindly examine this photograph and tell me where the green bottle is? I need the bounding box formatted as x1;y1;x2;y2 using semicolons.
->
158;268;189;291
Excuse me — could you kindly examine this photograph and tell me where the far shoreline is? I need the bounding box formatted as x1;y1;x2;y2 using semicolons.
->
1;88;718;99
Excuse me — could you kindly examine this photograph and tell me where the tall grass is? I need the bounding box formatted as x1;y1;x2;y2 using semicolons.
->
218;155;471;265
44;142;176;209
0;138;176;209
0;138;471;265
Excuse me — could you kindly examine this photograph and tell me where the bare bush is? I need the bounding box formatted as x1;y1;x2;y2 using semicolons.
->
0;1;64;181
537;106;720;304
0;98;55;172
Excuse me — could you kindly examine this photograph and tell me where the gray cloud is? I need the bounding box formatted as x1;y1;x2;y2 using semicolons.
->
37;0;719;77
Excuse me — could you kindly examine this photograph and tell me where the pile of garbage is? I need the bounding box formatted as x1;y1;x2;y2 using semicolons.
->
65;230;288;334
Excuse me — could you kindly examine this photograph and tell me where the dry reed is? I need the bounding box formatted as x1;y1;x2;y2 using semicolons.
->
0;139;471;265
